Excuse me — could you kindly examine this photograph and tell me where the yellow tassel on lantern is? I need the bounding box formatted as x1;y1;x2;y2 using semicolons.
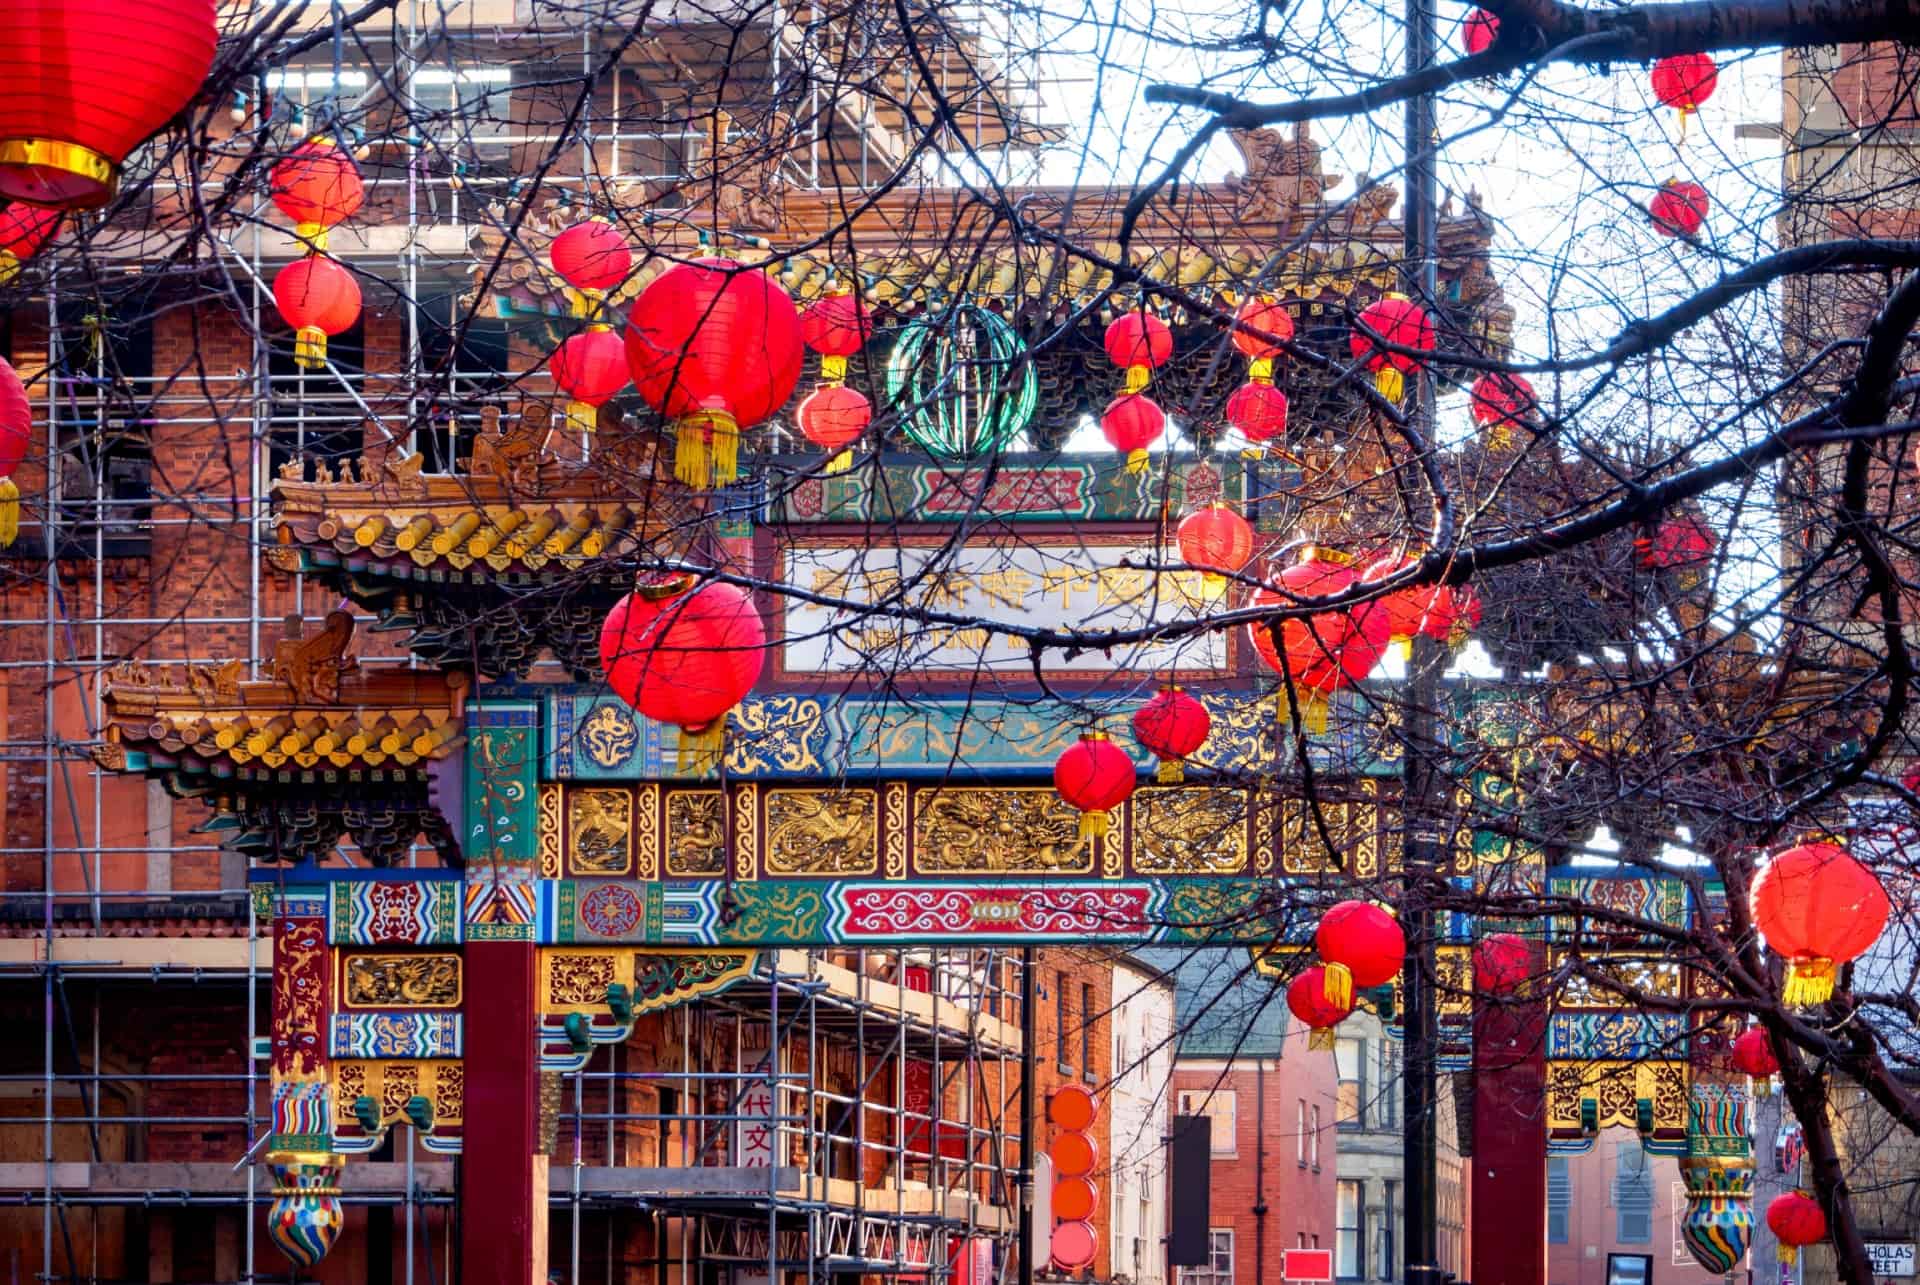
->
826;450;853;475
294;221;329;253
1079;809;1112;840
1777;1246;1797;1266
1752;1077;1774;1099
1676;106;1693;141
1248;357;1274;384
1323;961;1354;1010
1374;367;1406;402
1125;449;1150;475
1155;759;1185;784
1485;422;1514;451
674;408;742;489
1308;1026;1337;1051
294;326;327;369
1782;957;1836;1007
1124;363;1151;394
821;353;849;383
0;251;18;286
1199;573;1228;600
676;723;726;777
565;400;599;433
1394;636;1413;664
0;477;18;547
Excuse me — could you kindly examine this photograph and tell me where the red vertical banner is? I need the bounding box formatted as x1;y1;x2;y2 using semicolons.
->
1470;940;1548;1285
461;939;546;1285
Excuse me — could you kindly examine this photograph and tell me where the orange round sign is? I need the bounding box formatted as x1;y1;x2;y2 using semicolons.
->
1053;1175;1098;1221
1049;1085;1098;1130
1049;1131;1098;1177
1051;1220;1097;1270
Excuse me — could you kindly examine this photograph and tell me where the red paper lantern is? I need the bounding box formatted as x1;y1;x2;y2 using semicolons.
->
1053;732;1137;839
796;383;871;473
1650;180;1710;238
1316;901;1405;1007
1104;311;1174;391
549;220;632;293
273;256;362;370
1462;9;1499;54
549;328;630;433
0;355;29;547
0;202;60;283
1751;841;1890;1006
1728;1027;1779;1080
626;258;805;488
1177;503;1255;590
1350;295;1435;402
1765;1192;1827;1265
1421;581;1482;647
1469;371;1536;447
1132;687;1211;783
1231;297;1294;361
802;291;874;359
600;576;766;771
1287;965;1353;1049
1227;380;1290;444
0;0;218;208
1473;933;1532;995
270;141;364;248
1651;54;1719;118
1636;514;1716;569
1101;393;1165;474
1359;553;1427;652
1247;551;1389;731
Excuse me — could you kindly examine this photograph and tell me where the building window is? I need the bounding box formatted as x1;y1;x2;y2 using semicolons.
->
1057;970;1070;1069
1176;1089;1237;1157
1613;1143;1653;1243
1547;1156;1571;1243
1380;1179;1398;1279
1179;1230;1233;1285
1337;1180;1365;1279
1081;983;1094;1073
1310;1105;1321;1170
1377;1043;1399;1129
1297;1099;1308;1166
1336;1037;1366;1129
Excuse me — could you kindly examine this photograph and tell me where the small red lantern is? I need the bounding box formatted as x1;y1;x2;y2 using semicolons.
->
1728;1026;1779;1082
1473;933;1532;995
0;355;29;546
1350;295;1435;403
1227;380;1290;445
1101;393;1165;474
1231;297;1294;362
1765;1192;1827;1265
273;256;362;370
1316;901;1404;1008
1287;965;1353;1050
1462;8;1498;54
1248;550;1389;731
626;258;806;488
802;291;874;362
0;203;60;284
796;384;871;473
1132;687;1211;783
1650;180;1710;238
1421;581;1482;648
549;328;630;433
271;140;365;250
1177;503;1255;592
1104;311;1174;392
1053;732;1137;840
600;576;766;772
1469;371;1537;448
0;0;219;208
1651;54;1718;131
1636;513;1716;569
1359;553;1426;658
1751;841;1890;1006
549;220;632;293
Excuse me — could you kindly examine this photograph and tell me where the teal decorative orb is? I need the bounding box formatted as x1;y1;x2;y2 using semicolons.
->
884;304;1039;459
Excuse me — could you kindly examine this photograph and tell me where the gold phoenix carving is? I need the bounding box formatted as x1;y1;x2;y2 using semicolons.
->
1133;787;1249;874
766;789;878;875
569;787;634;875
342;953;462;1008
914;788;1092;874
665;790;726;876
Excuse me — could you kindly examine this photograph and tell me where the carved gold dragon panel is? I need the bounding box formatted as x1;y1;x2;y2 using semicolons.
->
764;789;878;876
340;952;462;1008
912;788;1094;875
665;790;726;877
1133;787;1249;874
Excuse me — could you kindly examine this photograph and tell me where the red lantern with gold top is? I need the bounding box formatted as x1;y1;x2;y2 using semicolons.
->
1104;311;1173;393
1751;841;1890;1006
1178;503;1254;592
796;384;870;473
1231;297;1293;361
1316;901;1404;1008
0;354;29;546
1650;180;1710;238
1765;1192;1826;1265
1229;298;1293;449
1132;688;1210;783
549;328;630;433
1053;732;1137;840
1470;371;1536;448
0;0;219;209
273;255;362;370
1473;933;1532;995
1287;965;1353;1050
797;291;874;474
1350;295;1435;403
271;140;365;250
550;220;632;293
1227;380;1289;445
1101;393;1165;474
803;291;874;360
1359;553;1426;659
1651;54;1718;133
1422;582;1481;648
626;257;805;489
1462;8;1498;54
1636;513;1716;569
1729;1026;1779;1081
0;202;60;284
600;575;766;773
1248;550;1389;730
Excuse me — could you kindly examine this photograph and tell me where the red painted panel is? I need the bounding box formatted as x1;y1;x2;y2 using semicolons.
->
461;939;542;1285
1283;1247;1333;1281
1471;943;1549;1285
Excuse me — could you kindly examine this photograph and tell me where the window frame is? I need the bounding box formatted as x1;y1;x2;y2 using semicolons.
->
1081;982;1094;1076
1613;1143;1653;1245
1547;1155;1571;1244
1179;1228;1234;1285
1335;1036;1366;1130
1336;1179;1365;1281
1056;970;1071;1070
1310;1104;1322;1170
1176;1088;1238;1158
1297;1099;1308;1166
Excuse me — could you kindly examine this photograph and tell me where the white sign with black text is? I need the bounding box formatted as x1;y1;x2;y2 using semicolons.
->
1867;1243;1915;1278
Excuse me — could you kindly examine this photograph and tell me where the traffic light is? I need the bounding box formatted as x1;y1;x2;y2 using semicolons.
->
1048;1085;1100;1271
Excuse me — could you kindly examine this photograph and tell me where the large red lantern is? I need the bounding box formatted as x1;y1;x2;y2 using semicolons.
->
1316;901;1404;1008
795;384;871;473
1226;380;1290;445
1359;553;1427;659
1651;54;1718;132
1104;311;1173;392
271;140;364;250
1765;1192;1827;1265
273;256;362;370
0;0;219;209
1350;295;1435;403
1462;8;1498;54
1469;371;1536;448
1728;1026;1779;1081
1177;503;1255;591
1053;732;1137;839
1132;688;1210;783
1248;550;1389;730
1636;513;1716;569
1650;180;1710;238
600;576;766;772
1100;393;1165;474
797;290;874;474
0;203;60;284
1421;581;1481;649
549;328;630;433
1751;841;1890;1006
1473;933;1532;996
549;220;632;293
625;258;806;488
1287;965;1352;1050
0;355;29;547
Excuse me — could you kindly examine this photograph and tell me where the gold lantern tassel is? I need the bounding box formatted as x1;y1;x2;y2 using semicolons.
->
1485;422;1513;451
1751;1076;1774;1099
676;723;726;777
820;354;848;383
1126;449;1150;475
295;326;327;369
1374;367;1405;402
1777;1246;1797;1266
295;221;329;254
673;409;742;489
826;450;853;475
1079;809;1111;840
1782;956;1836;1007
1248;357;1274;384
1155;758;1185;784
0;251;18;286
1200;572;1228;599
1274;690;1331;735
0;477;17;547
566;401;599;433
1308;1026;1336;1051
1394;636;1413;664
1123;363;1151;394
1676;106;1693;142
1323;961;1354;1010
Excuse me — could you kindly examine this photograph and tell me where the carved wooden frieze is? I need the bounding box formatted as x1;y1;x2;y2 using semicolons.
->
339;952;462;1008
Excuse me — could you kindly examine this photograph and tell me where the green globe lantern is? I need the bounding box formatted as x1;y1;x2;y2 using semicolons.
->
884;304;1039;459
